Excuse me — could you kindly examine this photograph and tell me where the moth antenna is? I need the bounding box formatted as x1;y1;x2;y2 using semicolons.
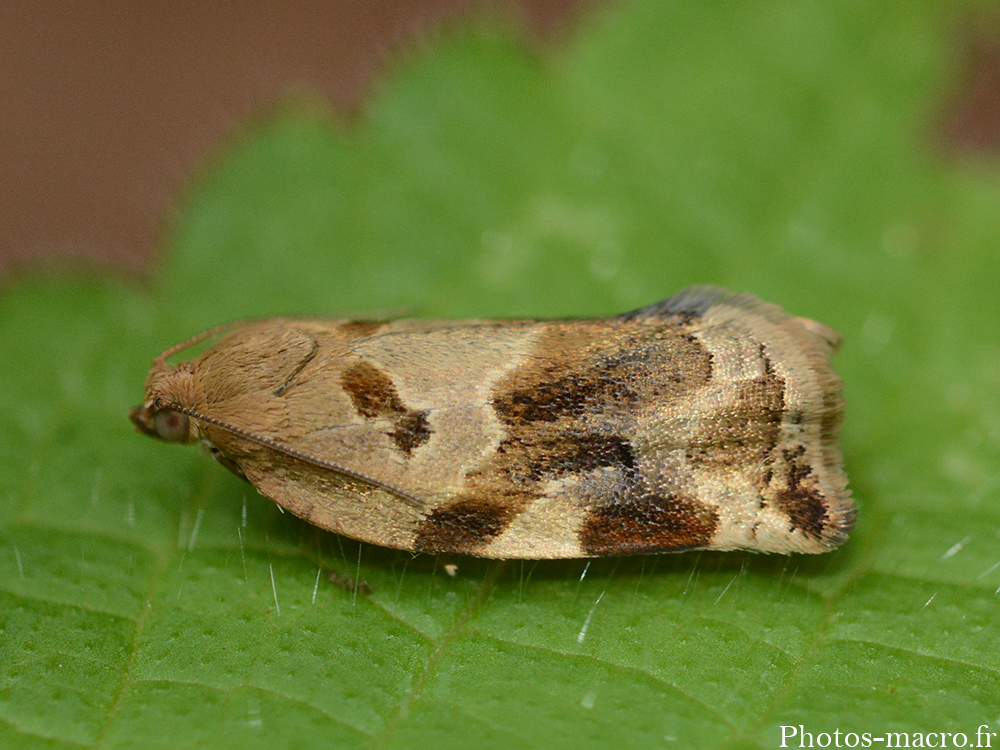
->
154;308;416;366
154;318;288;365
163;403;428;511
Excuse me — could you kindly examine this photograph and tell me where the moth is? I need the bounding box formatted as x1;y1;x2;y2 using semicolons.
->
131;286;854;558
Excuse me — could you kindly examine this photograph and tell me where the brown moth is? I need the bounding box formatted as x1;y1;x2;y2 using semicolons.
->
130;286;854;558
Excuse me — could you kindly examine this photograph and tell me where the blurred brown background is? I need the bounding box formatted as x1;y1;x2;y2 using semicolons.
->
1;1;996;283
0;1;583;281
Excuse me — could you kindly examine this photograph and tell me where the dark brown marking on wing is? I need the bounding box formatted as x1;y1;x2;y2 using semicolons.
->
492;369;639;424
273;336;320;397
492;432;637;482
772;446;827;539
389;409;432;455
338;320;388;338
545;434;637;478
413;498;517;554
341;361;406;418
579;493;719;555
341;361;433;457
466;323;716;543
491;325;712;426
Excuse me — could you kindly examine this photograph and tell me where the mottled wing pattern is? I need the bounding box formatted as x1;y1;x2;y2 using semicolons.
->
139;286;853;558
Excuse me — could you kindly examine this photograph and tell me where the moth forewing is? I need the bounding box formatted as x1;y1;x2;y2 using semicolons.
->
131;286;854;559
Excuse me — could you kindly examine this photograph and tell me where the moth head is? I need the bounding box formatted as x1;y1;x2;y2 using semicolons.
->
131;356;204;443
129;402;196;443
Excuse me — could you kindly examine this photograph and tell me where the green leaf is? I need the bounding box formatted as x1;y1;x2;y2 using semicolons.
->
3;1;999;748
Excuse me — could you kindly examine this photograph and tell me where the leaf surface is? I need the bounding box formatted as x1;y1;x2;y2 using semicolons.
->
2;2;999;748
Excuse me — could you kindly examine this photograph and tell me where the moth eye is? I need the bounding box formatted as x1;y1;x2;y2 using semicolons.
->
153;410;190;442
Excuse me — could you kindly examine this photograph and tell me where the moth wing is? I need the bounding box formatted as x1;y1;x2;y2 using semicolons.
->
619;284;730;320
197;399;495;552
178;302;853;558
623;285;843;353
191;319;533;551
